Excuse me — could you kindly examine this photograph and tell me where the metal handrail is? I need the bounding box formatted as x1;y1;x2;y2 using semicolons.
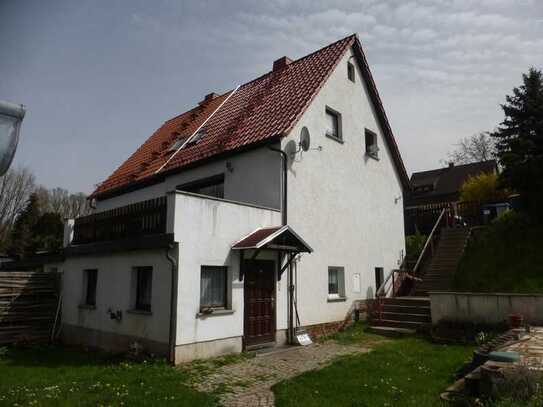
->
412;207;448;276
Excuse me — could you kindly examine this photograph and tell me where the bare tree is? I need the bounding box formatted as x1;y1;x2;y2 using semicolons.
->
36;187;91;219
446;132;496;165
0;167;35;249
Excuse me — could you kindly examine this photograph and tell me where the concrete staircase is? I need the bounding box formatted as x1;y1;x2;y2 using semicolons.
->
413;227;470;295
368;297;431;336
369;227;471;336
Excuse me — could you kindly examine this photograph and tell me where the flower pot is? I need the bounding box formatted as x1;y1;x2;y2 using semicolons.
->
508;314;523;329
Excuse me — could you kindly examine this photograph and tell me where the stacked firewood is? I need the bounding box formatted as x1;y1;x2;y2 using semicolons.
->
0;271;59;345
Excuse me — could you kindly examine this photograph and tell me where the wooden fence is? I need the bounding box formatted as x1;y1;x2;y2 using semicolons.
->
72;196;167;245
0;271;60;345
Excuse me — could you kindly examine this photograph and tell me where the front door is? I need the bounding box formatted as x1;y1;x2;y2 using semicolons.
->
244;259;276;347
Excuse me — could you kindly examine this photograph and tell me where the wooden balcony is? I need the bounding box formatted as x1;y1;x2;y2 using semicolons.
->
72;197;167;245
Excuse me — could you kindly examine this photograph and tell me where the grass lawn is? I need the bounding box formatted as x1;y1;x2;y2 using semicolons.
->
273;323;473;407
0;346;215;406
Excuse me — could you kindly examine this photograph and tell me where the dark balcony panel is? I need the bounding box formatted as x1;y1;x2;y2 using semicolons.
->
72;197;167;245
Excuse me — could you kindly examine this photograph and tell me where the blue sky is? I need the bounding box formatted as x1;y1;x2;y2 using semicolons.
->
2;0;542;193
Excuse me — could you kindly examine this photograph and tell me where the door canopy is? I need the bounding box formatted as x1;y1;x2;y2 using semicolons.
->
232;225;312;254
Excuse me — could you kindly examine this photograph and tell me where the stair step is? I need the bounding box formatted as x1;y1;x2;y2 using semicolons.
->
373;319;429;330
381;297;430;307
381;312;431;323
382;304;431;314
367;326;416;337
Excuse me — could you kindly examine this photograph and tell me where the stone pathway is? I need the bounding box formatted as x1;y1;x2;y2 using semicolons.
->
182;341;374;407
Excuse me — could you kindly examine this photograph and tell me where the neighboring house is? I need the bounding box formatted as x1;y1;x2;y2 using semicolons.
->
59;34;409;363
407;161;498;207
404;160;498;234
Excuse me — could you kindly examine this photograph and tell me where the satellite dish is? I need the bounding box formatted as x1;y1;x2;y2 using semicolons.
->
300;127;311;152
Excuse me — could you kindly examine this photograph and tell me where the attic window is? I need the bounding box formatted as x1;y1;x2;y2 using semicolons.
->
347;61;355;82
168;137;187;152
365;128;379;159
186;128;206;146
414;184;434;193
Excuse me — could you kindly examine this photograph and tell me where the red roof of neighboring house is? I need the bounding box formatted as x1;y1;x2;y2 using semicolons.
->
92;34;409;199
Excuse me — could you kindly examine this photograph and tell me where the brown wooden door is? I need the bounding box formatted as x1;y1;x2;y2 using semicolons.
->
244;259;276;347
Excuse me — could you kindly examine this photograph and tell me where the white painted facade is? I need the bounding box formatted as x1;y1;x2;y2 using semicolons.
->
95;147;281;212
283;47;405;326
61;44;406;362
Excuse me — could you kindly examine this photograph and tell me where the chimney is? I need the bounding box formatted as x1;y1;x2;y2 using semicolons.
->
448;162;455;168
273;56;292;72
199;92;219;105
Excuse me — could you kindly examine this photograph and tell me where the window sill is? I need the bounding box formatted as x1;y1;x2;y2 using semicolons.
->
196;309;234;318
127;309;152;316
78;304;96;310
365;152;380;161
325;133;344;144
327;296;347;303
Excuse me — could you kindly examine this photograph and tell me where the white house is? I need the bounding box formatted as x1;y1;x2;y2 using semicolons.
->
60;34;410;363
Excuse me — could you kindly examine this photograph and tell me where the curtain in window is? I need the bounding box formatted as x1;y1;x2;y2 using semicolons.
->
136;268;152;311
328;269;339;295
325;111;338;138
200;267;226;308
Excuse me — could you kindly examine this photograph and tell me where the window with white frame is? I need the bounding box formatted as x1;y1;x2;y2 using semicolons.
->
328;266;345;299
200;266;227;310
133;266;153;312
325;107;342;142
83;269;98;306
365;128;379;159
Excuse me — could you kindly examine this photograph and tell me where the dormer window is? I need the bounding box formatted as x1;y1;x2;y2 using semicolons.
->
186;128;206;146
365;128;379;159
347;61;355;82
325;106;342;142
168;137;188;152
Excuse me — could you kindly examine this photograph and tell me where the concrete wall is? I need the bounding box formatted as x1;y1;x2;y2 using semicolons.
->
95;147;281;211
283;46;406;326
61;249;173;354
171;192;283;362
430;292;543;325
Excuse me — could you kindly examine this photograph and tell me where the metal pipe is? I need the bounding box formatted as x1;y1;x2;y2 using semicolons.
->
268;145;287;226
165;243;178;365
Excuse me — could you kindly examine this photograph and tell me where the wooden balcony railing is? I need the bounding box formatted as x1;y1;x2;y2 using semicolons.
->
72;197;167;245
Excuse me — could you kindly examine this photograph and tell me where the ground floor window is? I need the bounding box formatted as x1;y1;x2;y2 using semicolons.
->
83;269;98;306
328;266;345;299
200;266;227;310
134;266;153;312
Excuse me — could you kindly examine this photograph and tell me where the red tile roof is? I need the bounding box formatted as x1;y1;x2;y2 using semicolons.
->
92;34;409;199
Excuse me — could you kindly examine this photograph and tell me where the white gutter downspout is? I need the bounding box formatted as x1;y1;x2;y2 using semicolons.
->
155;85;241;174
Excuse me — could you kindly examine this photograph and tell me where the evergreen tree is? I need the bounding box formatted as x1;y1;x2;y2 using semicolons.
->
492;68;543;220
8;193;41;258
31;212;63;253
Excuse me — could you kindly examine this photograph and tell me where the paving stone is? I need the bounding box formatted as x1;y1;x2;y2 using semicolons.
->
185;341;372;407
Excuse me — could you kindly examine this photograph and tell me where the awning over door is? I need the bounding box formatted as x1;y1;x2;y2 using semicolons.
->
232;225;313;253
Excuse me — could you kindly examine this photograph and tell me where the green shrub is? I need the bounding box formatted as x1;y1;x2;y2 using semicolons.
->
455;211;543;293
406;230;427;261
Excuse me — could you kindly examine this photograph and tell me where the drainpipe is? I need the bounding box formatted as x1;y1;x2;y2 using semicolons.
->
268;144;294;343
165;243;178;365
268;145;287;226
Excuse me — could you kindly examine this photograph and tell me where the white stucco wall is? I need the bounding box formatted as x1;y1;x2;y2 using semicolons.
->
61;249;172;346
171;192;284;347
95;147;281;211
283;46;406;326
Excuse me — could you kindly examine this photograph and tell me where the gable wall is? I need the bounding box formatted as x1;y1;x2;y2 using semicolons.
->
283;46;406;325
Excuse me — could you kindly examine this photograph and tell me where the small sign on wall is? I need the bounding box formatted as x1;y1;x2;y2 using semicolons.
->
353;273;361;293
